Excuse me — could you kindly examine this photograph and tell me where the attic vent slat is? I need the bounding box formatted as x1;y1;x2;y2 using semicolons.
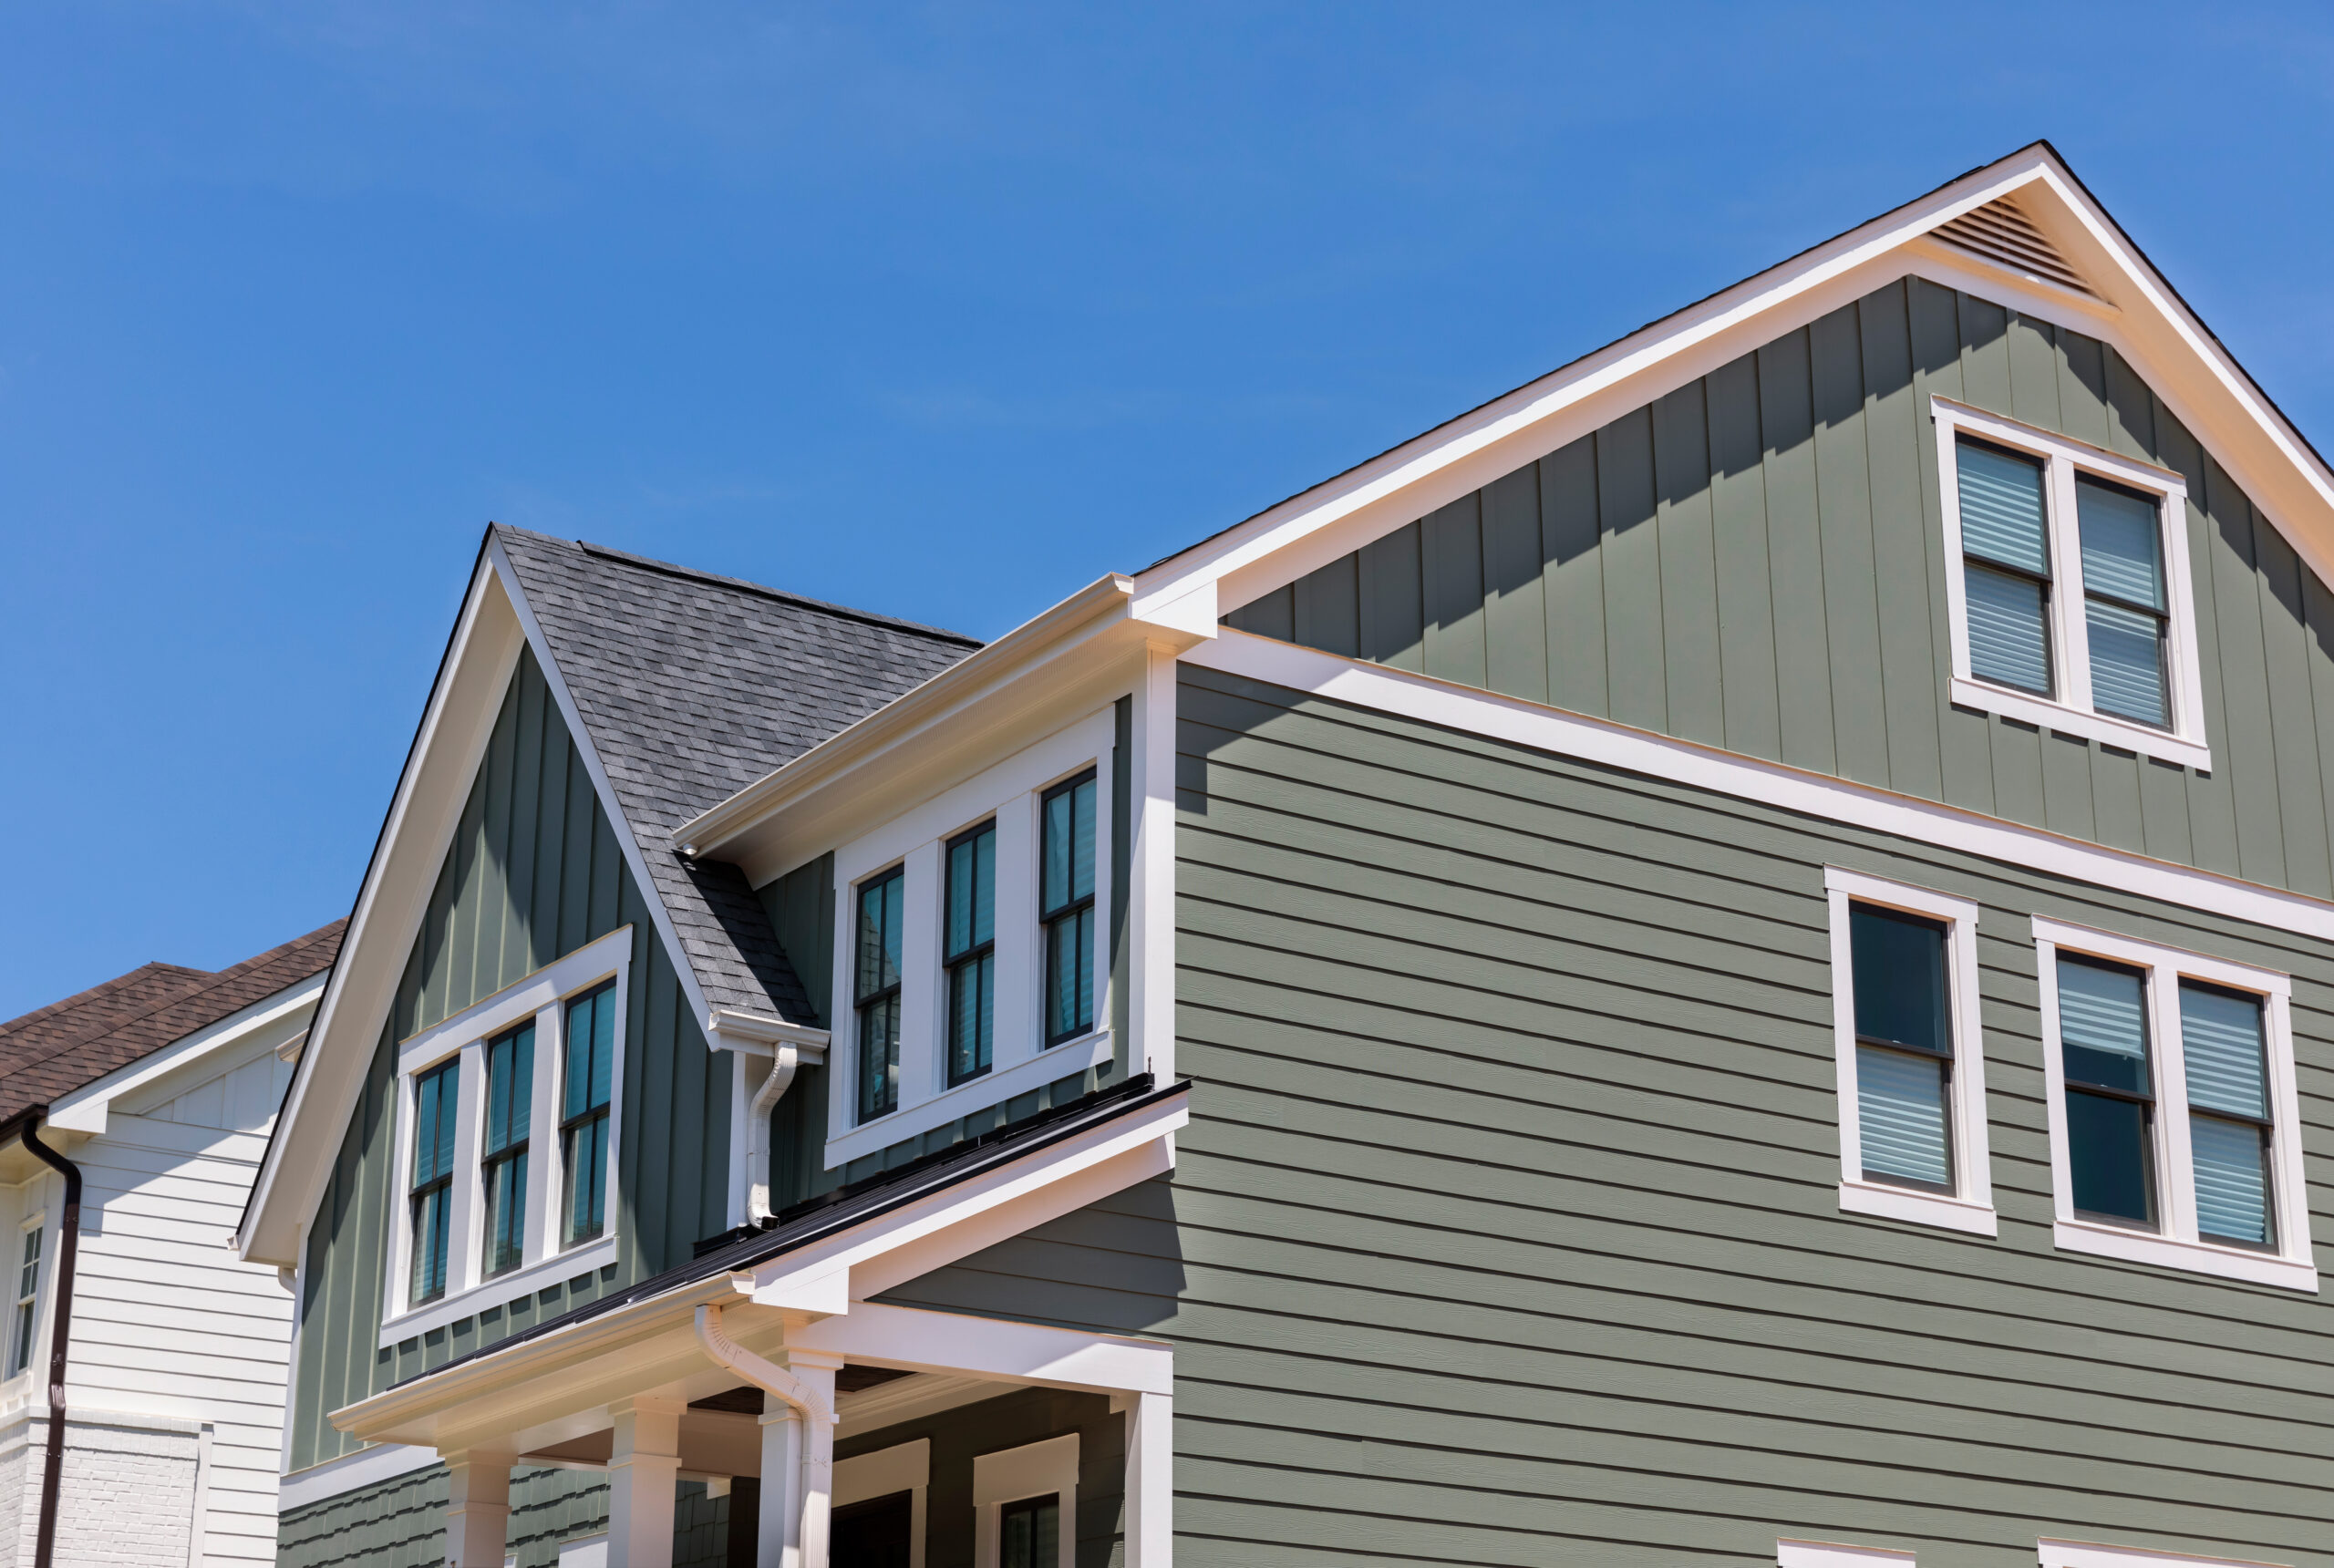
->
1933;196;2098;298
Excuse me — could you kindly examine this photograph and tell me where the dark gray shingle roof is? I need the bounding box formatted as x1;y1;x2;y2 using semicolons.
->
492;529;977;1024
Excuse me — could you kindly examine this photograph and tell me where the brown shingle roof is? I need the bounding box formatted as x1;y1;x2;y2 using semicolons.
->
0;922;346;1126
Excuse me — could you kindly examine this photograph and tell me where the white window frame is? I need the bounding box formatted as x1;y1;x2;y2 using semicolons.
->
2031;915;2313;1292
379;923;633;1344
1780;1542;1916;1568
2040;1539;2288;1568
972;1432;1077;1568
834;1438;929;1568
827;708;1116;1168
1824;868;1996;1236
7;1214;42;1380
1933;396;2211;769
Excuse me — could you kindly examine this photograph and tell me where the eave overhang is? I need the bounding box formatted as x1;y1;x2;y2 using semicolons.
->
1125;141;2334;624
673;573;1206;885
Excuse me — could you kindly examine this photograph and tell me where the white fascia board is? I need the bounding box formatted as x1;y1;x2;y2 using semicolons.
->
277;1440;440;1509
1191;631;2334;944
487;537;720;1042
790;1302;1172;1398
239;557;527;1267
46;969;325;1136
1133;145;2334;628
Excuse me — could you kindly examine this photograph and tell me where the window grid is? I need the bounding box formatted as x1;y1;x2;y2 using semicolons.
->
408;1057;460;1305
480;1020;534;1278
10;1226;40;1377
945;821;998;1088
1040;770;1099;1047
561;981;616;1247
856;867;906;1122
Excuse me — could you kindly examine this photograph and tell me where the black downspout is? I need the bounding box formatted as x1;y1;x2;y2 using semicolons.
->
21;1114;79;1568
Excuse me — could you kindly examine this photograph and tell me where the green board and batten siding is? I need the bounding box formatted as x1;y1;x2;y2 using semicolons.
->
875;662;2334;1567
287;646;734;1479
1227;275;2334;897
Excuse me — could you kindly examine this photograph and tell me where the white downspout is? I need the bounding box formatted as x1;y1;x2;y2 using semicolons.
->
745;1043;800;1223
696;1304;836;1568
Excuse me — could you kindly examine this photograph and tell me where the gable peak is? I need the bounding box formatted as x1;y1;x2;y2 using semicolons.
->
1932;191;2099;299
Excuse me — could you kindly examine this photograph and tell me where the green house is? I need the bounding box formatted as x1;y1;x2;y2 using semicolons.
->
243;143;2334;1568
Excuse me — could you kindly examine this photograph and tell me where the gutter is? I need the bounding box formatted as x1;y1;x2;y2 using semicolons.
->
18;1111;80;1568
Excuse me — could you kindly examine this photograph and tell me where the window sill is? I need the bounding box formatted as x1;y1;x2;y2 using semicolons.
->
825;1029;1114;1168
2052;1217;2318;1293
1837;1181;1998;1237
376;1233;621;1346
1948;676;2211;770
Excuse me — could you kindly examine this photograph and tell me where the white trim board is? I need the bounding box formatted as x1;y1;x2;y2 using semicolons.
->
1780;1543;1916;1568
278;1441;440;1512
2040;1541;2288;1568
1186;630;2334;944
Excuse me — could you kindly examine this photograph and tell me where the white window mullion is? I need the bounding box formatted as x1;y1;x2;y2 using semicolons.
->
2046;454;2094;715
524;1001;563;1270
449;1040;488;1298
902;840;944;1100
2146;966;2199;1243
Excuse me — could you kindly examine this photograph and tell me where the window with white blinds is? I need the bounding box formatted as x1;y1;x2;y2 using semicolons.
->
1933;397;2208;769
1824;868;1995;1236
2032;917;2313;1291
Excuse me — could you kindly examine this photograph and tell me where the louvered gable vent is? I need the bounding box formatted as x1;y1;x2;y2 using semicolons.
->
1933;196;2099;298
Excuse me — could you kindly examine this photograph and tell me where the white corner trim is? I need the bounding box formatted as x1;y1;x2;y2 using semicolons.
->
1780;1542;1916;1568
2040;1540;2290;1568
2030;916;2316;1293
1187;631;2334;944
1931;397;2210;770
1823;867;1995;1235
278;1441;441;1511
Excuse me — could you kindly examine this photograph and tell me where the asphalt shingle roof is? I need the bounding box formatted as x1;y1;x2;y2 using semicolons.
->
491;528;979;1024
0;922;346;1126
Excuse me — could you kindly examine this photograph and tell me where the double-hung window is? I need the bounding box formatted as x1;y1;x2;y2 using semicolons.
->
408;1057;460;1305
1040;769;1099;1047
2034;917;2312;1290
855;867;907;1122
1824;868;1994;1235
9;1224;40;1377
945;822;998;1086
1934;397;2207;768
561;980;616;1247
480;1021;533;1277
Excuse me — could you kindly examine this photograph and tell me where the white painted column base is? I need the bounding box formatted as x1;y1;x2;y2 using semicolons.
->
608;1396;686;1568
758;1399;803;1568
441;1449;514;1568
1123;1391;1172;1568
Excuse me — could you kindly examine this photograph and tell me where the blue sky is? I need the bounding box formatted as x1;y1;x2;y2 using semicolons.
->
3;2;2330;1016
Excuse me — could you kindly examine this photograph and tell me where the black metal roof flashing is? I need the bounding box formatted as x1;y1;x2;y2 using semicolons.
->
387;1073;1183;1393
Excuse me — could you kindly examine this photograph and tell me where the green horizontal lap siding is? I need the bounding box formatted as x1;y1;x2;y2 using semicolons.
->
1224;275;2334;900
288;648;732;1471
879;664;2334;1567
759;698;1141;1210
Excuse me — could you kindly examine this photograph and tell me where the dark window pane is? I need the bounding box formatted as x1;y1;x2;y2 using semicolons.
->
2057;956;2150;1095
2076;477;2164;611
1958;440;2050;574
999;1496;1059;1568
1856;1045;1950;1189
2066;1088;2154;1225
2180;982;2267;1120
1849;904;1949;1055
858;993;900;1122
1965;563;2052;695
832;1491;913;1568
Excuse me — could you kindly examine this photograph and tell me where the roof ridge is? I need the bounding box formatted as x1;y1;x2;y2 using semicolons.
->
489;525;983;647
0;921;343;1084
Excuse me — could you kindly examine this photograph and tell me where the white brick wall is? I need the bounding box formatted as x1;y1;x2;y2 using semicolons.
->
0;1413;201;1568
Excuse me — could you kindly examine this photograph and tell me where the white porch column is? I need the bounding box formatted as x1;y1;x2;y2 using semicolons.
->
1124;1391;1172;1568
440;1449;514;1568
787;1350;842;1568
756;1395;802;1568
608;1395;686;1568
